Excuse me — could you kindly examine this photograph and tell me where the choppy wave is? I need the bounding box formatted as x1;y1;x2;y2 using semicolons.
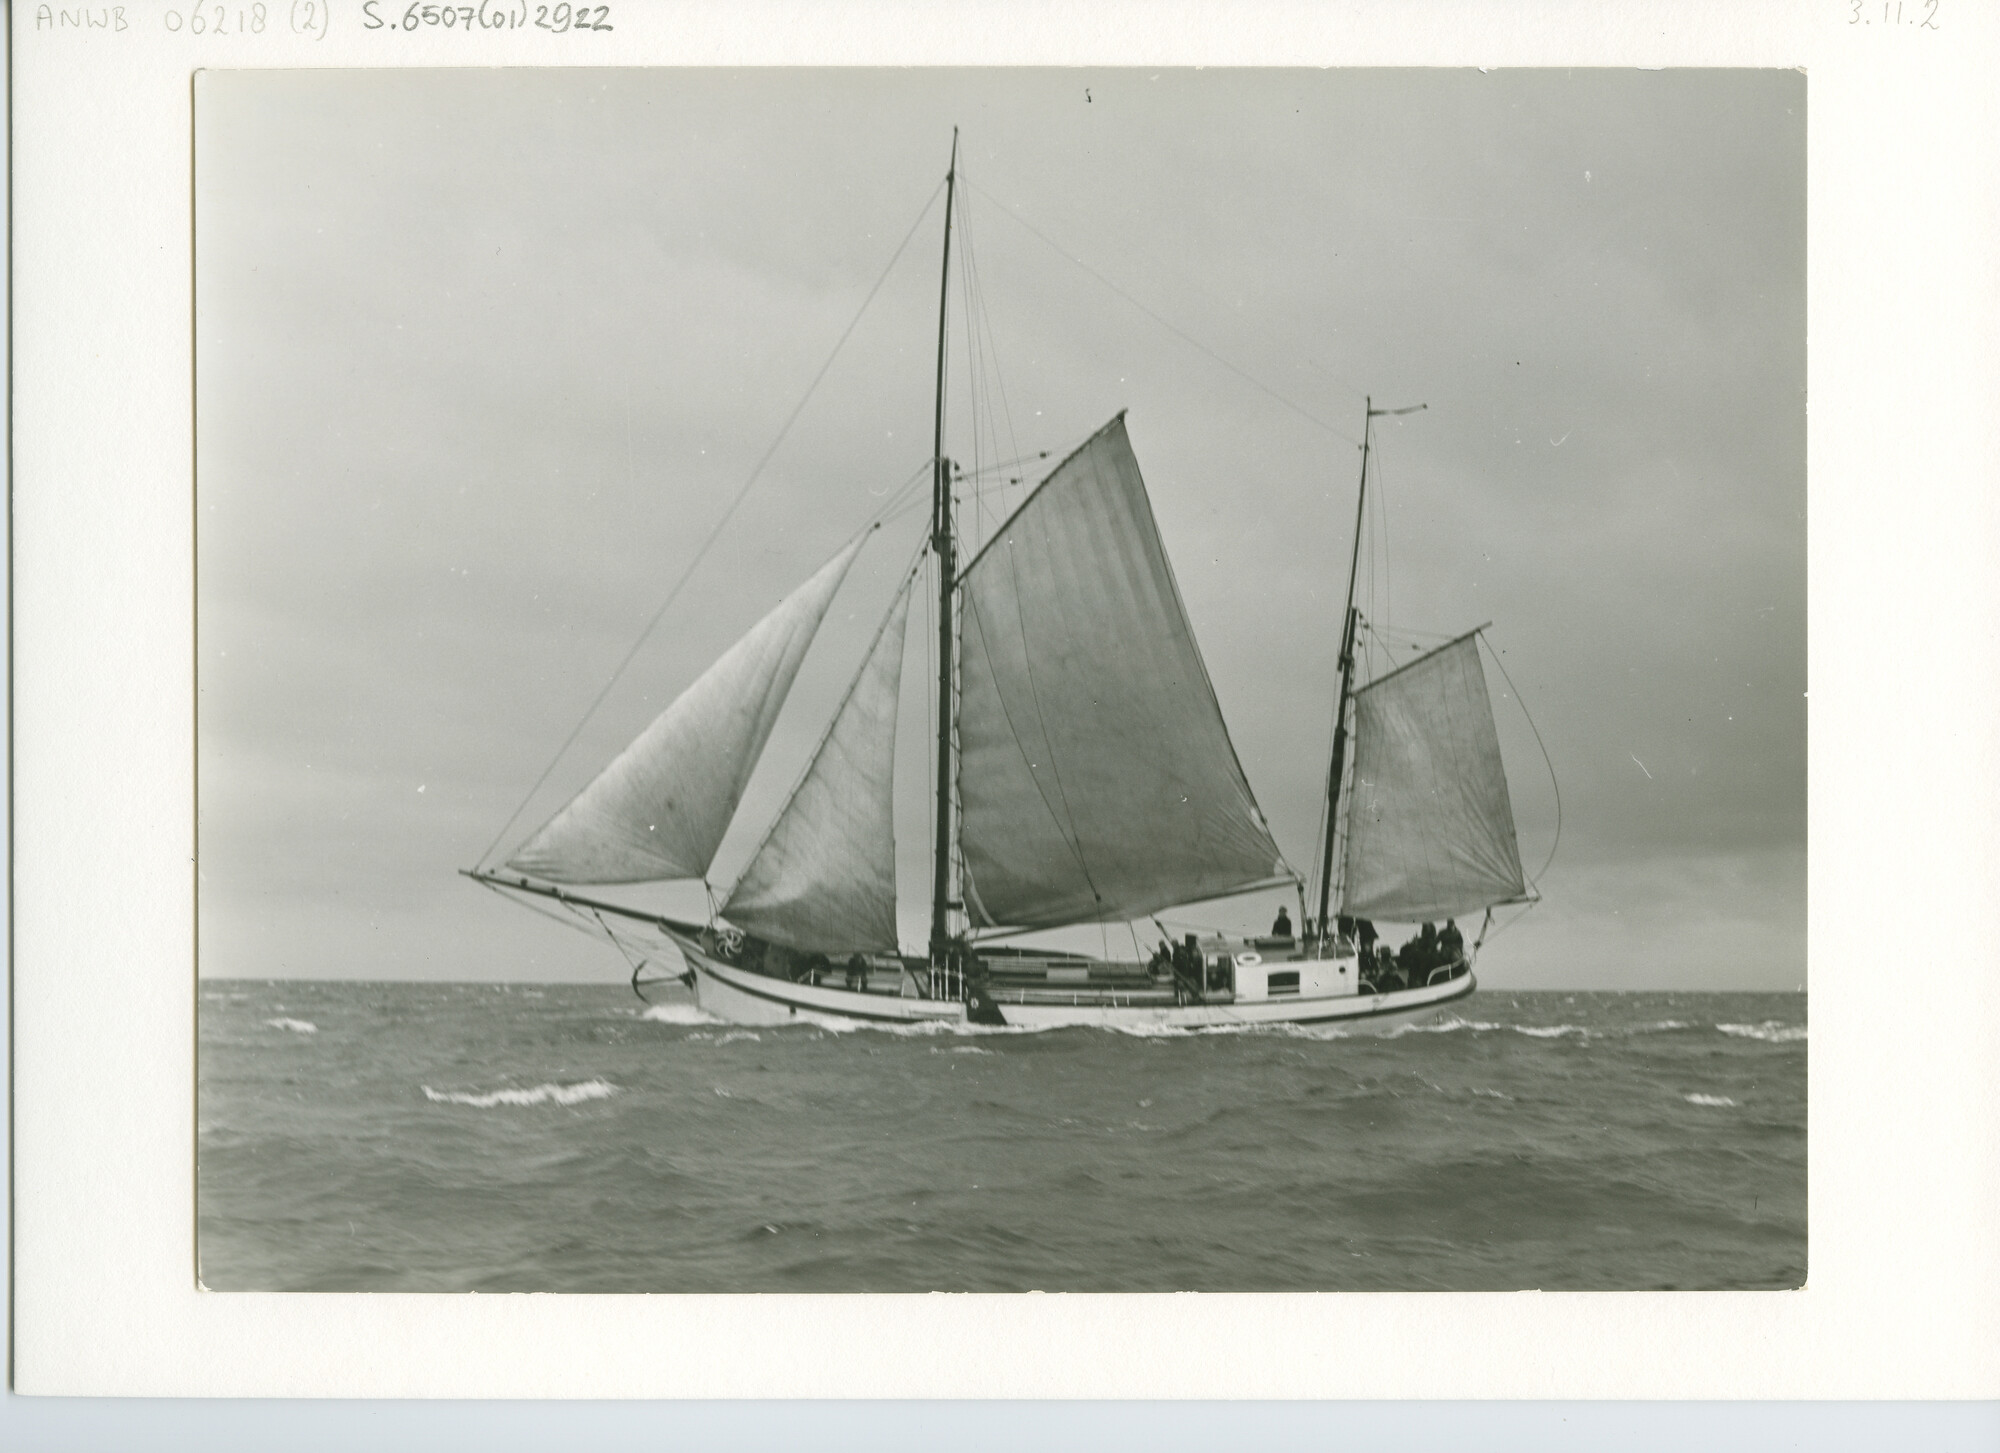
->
421;1079;616;1108
1717;1021;1806;1043
640;1004;718;1025
802;1013;1033;1038
201;983;1807;1293
265;1018;318;1035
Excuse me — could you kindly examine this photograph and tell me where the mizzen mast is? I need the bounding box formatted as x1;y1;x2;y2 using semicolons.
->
1313;396;1424;942
928;129;961;970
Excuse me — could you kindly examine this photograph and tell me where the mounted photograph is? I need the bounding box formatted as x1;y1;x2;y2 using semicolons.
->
195;67;1805;1293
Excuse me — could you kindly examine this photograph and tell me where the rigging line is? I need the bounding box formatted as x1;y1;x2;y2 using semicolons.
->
1479;632;1562;887
922;551;937;904
475;876;637;946
1374;440;1392;636
580;906;687;993
864;469;937;533
1477;897;1540;946
968;205;1017;571
720;538;929;902
877;493;940;531
1307;674;1340;924
954;449;1053;481
1373;625;1460;646
966;179;1364;448
958;180;1028;559
476;178;948;869
958;365;1103;900
867;456;934;503
954;180;991;543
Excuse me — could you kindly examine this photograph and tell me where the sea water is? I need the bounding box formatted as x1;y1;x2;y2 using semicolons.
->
197;982;1804;1292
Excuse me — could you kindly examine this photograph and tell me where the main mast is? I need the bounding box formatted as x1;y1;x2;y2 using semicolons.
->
928;130;960;969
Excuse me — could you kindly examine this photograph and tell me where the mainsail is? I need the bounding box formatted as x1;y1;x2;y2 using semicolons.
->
1339;632;1526;922
955;415;1292;930
723;574;914;953
505;535;866;885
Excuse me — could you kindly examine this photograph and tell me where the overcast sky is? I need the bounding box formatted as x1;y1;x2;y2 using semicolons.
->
195;68;1804;990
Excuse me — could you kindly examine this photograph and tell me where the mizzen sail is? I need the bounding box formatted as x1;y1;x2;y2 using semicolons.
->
955;415;1291;930
723;573;914;953
1339;632;1526;922
505;535;867;885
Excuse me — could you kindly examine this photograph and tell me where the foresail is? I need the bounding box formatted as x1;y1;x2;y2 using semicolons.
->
722;574;913;954
956;415;1292;930
1339;632;1526;922
505;535;867;885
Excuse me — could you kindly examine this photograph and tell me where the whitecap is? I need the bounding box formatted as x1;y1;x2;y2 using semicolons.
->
641;1003;719;1025
1104;1021;1198;1039
1379;1016;1503;1038
421;1079;616;1108
1717;1021;1806;1043
1471;1087;1515;1101
715;1030;762;1045
264;1018;318;1035
1683;1092;1737;1107
814;1014;1033;1038
1513;1024;1585;1038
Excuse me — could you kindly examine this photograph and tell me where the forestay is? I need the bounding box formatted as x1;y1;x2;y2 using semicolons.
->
723;575;914;953
1339;632;1526;923
506;536;866;885
956;415;1292;930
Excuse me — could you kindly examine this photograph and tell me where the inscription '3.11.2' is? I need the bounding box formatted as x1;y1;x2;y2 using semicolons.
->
1851;0;1941;25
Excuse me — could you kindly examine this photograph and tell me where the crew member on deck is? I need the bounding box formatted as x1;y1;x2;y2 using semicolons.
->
1439;919;1464;964
1272;905;1293;939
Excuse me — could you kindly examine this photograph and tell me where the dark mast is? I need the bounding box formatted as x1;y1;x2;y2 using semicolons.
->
1314;396;1424;941
928;131;960;969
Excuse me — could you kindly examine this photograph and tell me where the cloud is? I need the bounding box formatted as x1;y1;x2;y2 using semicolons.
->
196;69;1804;988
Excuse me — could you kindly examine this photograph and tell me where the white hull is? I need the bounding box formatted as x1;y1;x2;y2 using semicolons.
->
675;935;1475;1032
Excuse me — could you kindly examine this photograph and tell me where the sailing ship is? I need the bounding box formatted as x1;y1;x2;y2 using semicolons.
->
468;137;1533;1030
